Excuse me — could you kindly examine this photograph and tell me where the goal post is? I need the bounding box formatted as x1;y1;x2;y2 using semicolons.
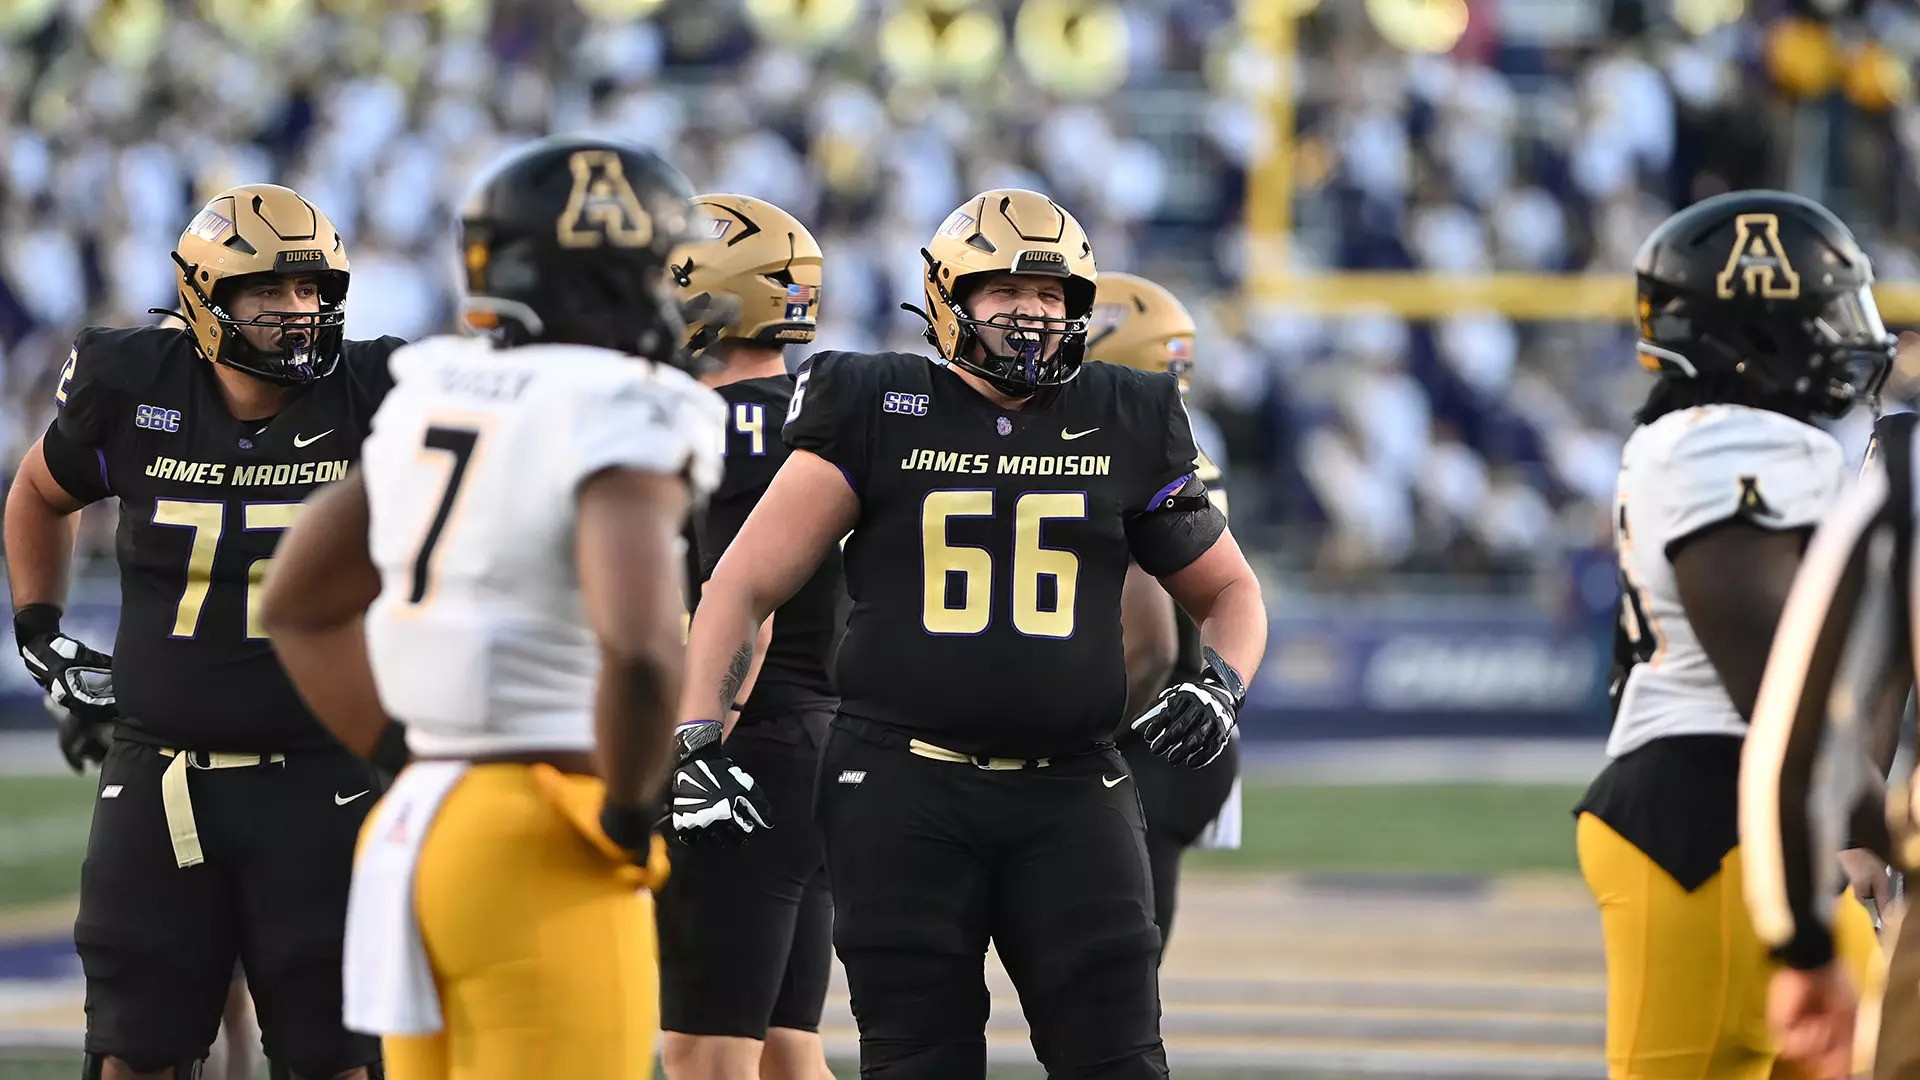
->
1237;4;1920;324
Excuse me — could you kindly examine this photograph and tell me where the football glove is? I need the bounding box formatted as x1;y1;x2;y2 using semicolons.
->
15;605;116;773
1132;646;1245;769
663;720;772;847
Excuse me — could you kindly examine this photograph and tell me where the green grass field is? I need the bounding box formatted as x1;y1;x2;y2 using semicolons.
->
0;773;95;913
0;773;1591;1079
0;773;1587;914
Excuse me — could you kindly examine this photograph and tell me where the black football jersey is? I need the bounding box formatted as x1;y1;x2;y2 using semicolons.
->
784;352;1202;758
41;325;403;751
689;374;845;718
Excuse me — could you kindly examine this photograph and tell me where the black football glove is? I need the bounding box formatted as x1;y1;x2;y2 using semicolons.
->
1132;646;1245;769
600;799;657;863
15;605;116;773
662;720;772;847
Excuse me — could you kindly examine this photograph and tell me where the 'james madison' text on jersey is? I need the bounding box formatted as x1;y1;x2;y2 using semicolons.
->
783;352;1202;758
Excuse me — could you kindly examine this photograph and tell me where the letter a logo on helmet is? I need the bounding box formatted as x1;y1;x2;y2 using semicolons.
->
1715;213;1802;300
557;151;655;249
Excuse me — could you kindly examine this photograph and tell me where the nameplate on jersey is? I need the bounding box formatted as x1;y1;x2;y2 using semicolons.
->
899;448;1110;476
144;456;350;486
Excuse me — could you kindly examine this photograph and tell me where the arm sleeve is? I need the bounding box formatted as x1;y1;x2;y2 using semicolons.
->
568;372;727;499
41;334;118;505
1124;376;1223;575
780;351;872;494
1740;454;1910;969
1658;412;1843;561
1136;375;1203;513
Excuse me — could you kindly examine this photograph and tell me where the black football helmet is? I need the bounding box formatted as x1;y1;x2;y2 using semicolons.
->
1634;189;1894;418
459;135;699;371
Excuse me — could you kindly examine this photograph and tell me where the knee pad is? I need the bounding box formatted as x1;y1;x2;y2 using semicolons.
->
83;1054;203;1080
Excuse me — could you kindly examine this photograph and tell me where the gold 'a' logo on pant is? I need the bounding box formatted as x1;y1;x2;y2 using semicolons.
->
1715;213;1801;300
557;151;655;249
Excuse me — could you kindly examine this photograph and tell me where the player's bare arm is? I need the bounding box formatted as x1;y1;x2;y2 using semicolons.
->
577;466;693;810
1671;522;1809;719
1131;523;1266;769
7;434;119;771
728;613;777;723
258;471;391;759
5;437;86;608
1157;527;1267;685
1120;563;1177;722
683;449;858;732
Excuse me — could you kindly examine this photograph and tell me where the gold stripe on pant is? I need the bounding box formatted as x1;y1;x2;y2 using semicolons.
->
1577;813;1879;1080
375;763;667;1080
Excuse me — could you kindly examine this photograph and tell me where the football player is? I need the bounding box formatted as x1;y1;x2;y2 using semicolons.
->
4;183;401;1080
1089;271;1242;958
1739;414;1919;1080
259;136;721;1080
657;193;837;1080
1576;189;1889;1080
677;188;1268;1079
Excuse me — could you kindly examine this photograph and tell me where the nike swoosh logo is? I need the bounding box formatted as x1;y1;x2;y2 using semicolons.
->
1103;774;1128;788
334;790;370;805
1062;428;1099;441
293;430;334;448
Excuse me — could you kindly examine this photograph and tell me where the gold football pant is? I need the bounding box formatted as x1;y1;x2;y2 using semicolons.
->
376;764;666;1080
1577;813;1879;1080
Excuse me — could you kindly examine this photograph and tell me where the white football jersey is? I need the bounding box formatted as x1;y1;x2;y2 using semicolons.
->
360;335;725;757
1607;404;1845;759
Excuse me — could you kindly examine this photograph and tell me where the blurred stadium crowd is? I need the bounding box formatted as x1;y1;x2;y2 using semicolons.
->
2;0;1918;583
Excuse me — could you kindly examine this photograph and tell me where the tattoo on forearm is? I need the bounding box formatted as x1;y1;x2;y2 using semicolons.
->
717;640;753;709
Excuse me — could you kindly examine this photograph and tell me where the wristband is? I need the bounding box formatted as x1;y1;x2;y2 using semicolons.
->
14;604;63;645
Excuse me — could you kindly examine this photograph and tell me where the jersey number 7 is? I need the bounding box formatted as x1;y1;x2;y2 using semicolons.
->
409;426;481;605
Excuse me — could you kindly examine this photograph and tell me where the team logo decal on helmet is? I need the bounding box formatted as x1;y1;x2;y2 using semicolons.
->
1714;214;1801;301
557;151;657;250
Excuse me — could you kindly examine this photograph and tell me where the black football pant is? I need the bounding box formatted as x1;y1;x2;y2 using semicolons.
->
658;709;833;1037
75;740;382;1076
817;716;1168;1080
1120;732;1239;957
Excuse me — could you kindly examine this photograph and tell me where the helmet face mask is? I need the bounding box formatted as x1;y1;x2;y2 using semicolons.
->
917;189;1097;398
951;271;1085;391
1634;190;1897;419
204;272;345;386
171;186;351;386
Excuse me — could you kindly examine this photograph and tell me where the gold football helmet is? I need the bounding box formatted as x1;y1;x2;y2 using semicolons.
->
917;188;1096;397
171;184;349;384
1087;271;1197;392
673;194;823;355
